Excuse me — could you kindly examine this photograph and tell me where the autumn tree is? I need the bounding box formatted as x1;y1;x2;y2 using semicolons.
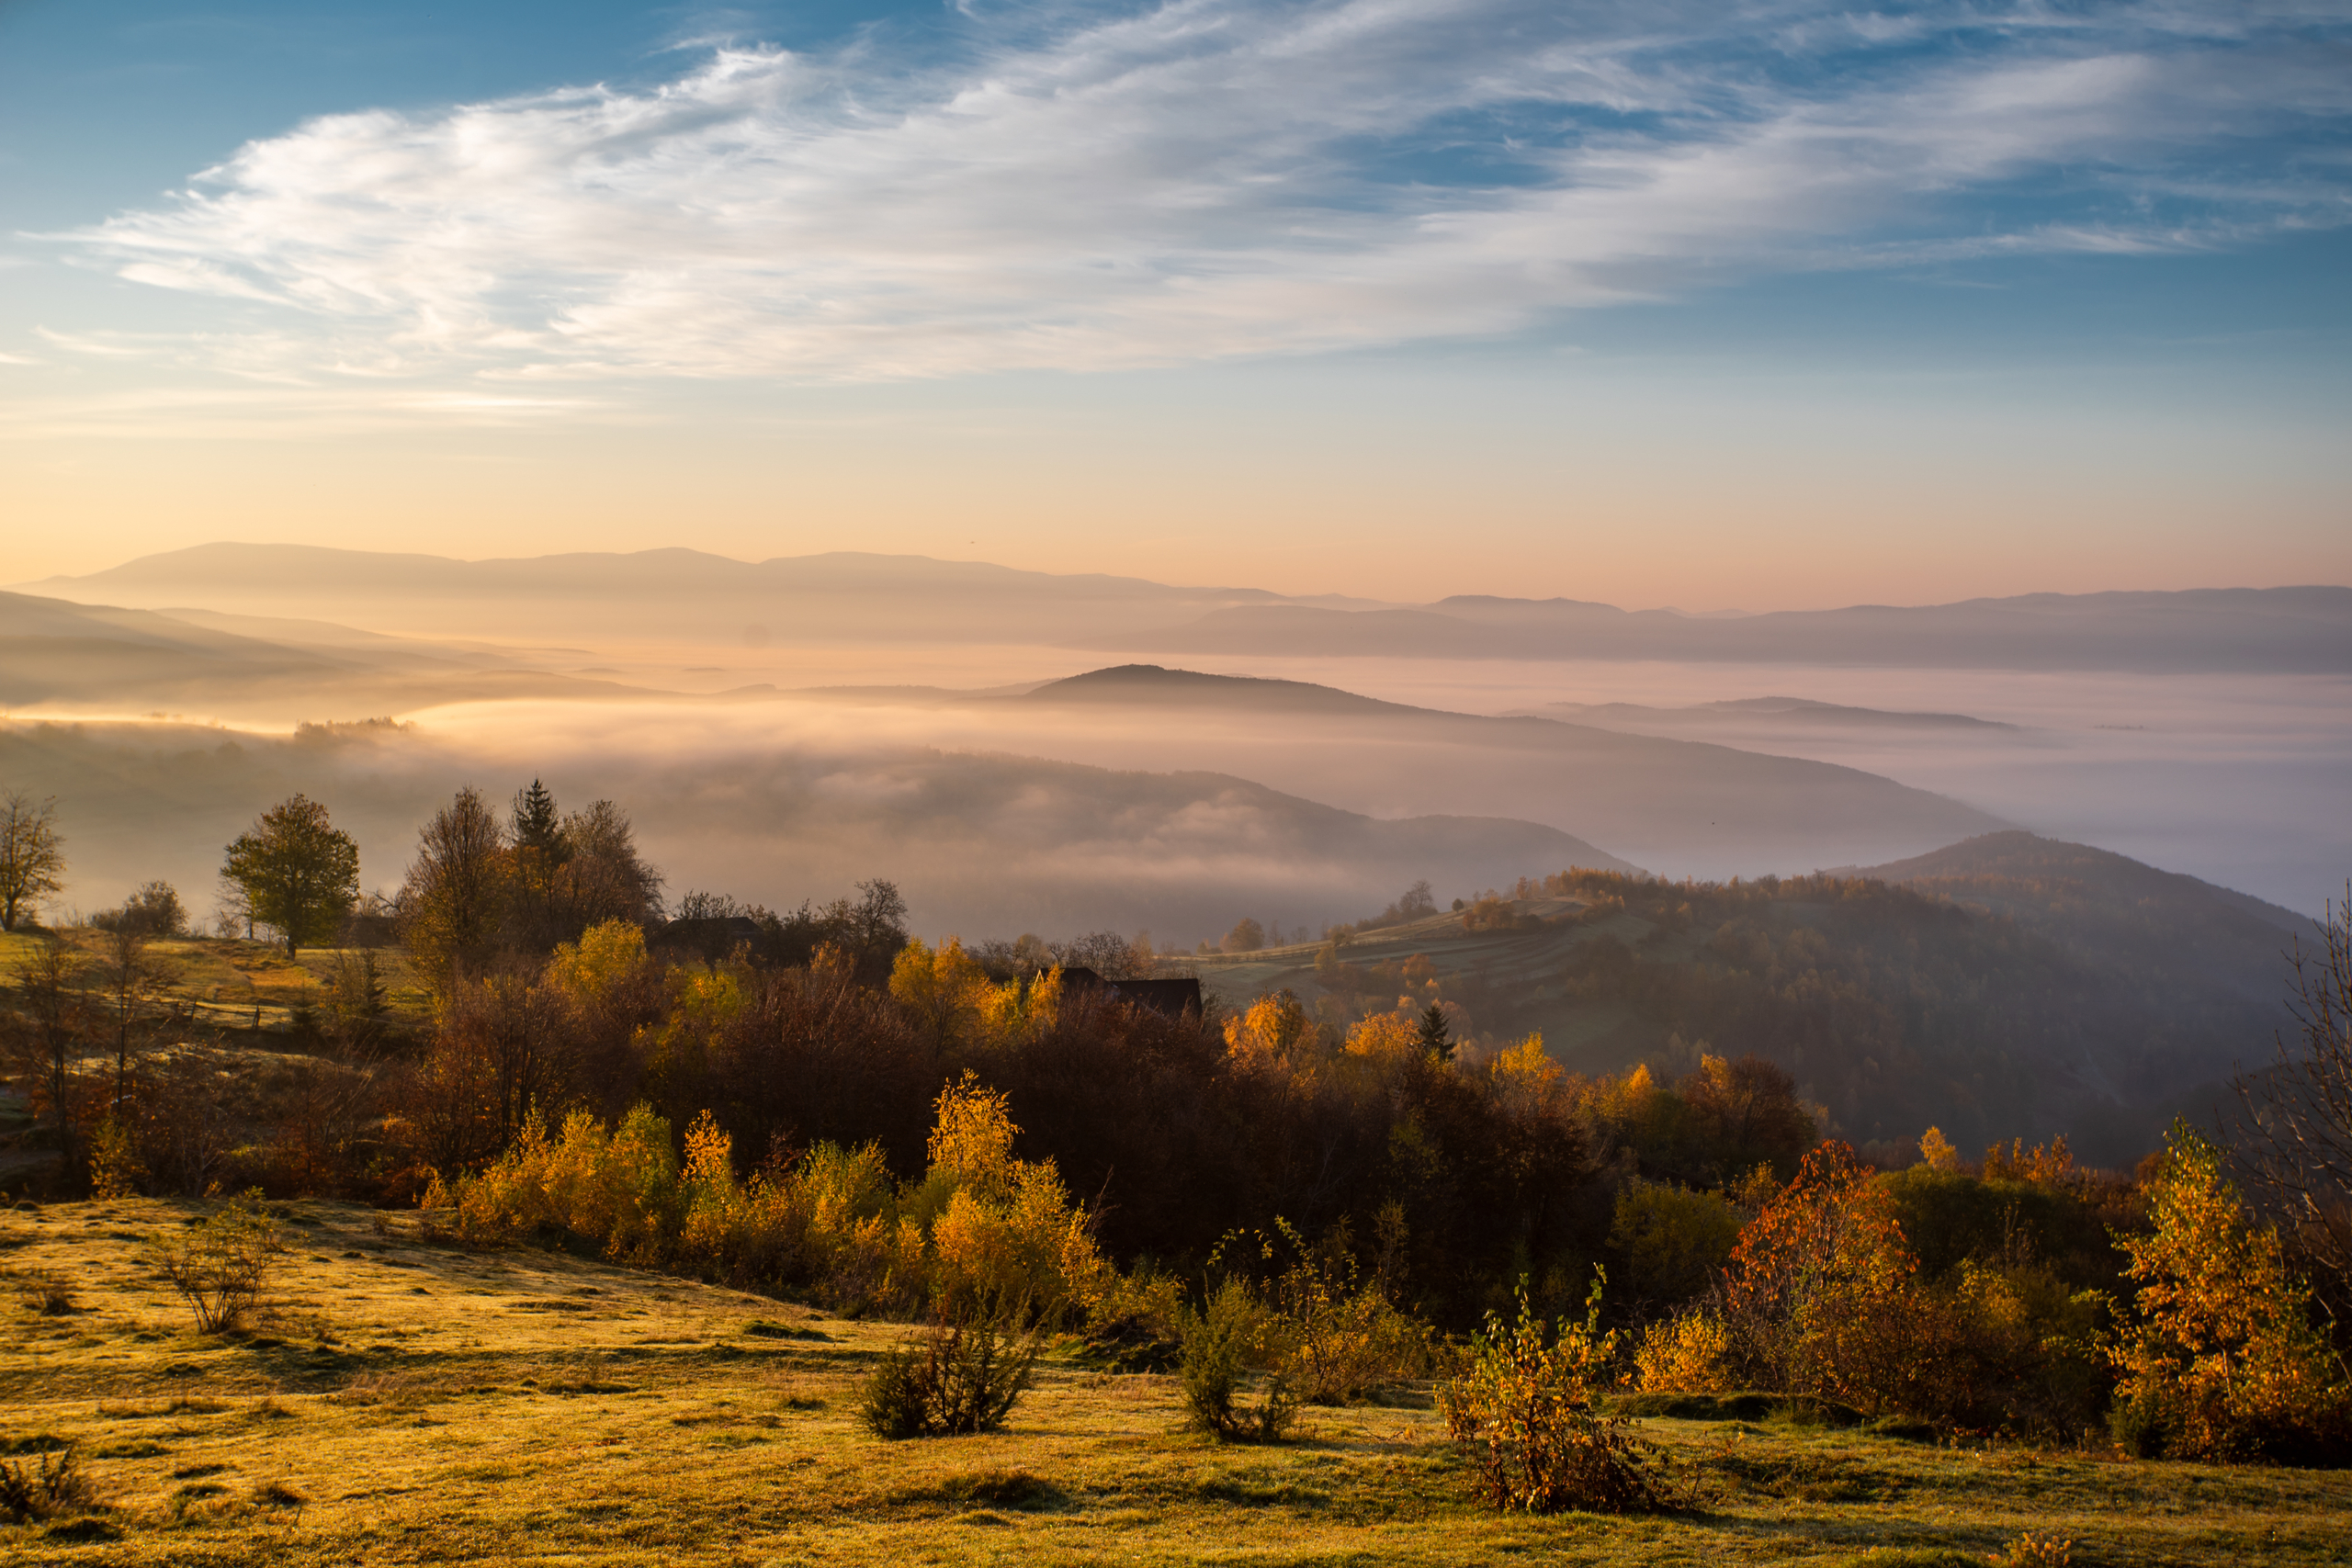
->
8;934;87;1181
105;881;186;938
2109;1122;2351;1461
400;786;510;994
1678;1053;1817;1182
1714;1141;1926;1412
0;789;65;932
548;798;664;939
221;795;361;958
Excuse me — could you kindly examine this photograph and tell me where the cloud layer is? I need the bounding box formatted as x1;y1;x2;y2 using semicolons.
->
54;0;2352;382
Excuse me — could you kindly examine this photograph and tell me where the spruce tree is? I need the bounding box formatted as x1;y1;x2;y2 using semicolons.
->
1418;1002;1453;1062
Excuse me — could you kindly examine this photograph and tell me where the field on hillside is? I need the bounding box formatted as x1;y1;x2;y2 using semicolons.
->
0;931;432;1036
6;1200;2348;1566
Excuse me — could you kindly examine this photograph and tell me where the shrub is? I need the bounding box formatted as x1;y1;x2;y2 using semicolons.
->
0;1448;92;1524
1633;1308;1735;1393
857;1303;1045;1439
1990;1532;2072;1567
1179;1278;1297;1442
12;1269;75;1316
1439;1273;1669;1515
153;1192;283;1334
88;1116;143;1201
1260;1224;1431;1404
2108;1122;2351;1462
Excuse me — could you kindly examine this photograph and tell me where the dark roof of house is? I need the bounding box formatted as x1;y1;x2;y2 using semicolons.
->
1054;966;1203;1019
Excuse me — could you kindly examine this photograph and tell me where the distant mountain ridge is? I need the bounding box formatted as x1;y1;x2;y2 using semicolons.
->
1085;587;2352;672
1521;696;2018;732
17;543;2344;671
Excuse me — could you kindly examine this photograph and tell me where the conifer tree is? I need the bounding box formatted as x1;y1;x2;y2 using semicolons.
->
1419;1003;1454;1062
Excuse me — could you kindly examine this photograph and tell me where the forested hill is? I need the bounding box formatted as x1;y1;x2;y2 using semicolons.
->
1197;837;2312;1166
1853;831;2312;1009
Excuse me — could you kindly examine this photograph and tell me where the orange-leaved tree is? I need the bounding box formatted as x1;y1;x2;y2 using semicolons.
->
1714;1140;1930;1412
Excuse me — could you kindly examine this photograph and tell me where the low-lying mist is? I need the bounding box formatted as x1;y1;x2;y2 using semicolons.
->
0;709;1620;945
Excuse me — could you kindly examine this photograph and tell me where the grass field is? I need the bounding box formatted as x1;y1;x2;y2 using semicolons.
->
5;1200;2348;1566
0;931;433;1035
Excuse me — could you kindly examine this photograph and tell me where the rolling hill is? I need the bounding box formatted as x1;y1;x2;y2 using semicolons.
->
1008;665;2008;874
1187;832;2312;1164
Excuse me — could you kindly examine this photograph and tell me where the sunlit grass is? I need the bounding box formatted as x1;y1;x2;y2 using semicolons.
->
3;1200;2346;1564
0;930;430;1032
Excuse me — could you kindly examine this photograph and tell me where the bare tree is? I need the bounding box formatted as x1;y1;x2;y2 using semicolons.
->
2233;885;2352;1292
9;935;88;1181
92;917;161;1111
553;798;664;937
0;791;65;932
439;965;569;1152
400;785;509;993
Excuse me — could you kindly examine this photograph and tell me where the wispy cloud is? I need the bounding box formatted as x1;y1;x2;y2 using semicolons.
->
47;0;2352;383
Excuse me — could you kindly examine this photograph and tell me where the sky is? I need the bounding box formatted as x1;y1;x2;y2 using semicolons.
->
3;0;2347;608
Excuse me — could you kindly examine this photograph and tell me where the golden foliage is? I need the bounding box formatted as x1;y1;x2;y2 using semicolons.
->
1633;1308;1736;1393
2109;1123;2351;1461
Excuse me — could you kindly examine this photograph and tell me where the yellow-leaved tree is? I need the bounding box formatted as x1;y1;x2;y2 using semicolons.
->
2109;1122;2350;1461
912;1072;1108;1322
889;938;1064;1051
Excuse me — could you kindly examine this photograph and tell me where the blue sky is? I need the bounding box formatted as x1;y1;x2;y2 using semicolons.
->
2;0;2346;604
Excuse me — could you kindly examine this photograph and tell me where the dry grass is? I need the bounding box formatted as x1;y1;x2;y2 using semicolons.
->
4;1198;2348;1565
0;930;431;1032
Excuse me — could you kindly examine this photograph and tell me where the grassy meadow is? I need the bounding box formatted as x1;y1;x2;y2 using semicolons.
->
6;1199;2348;1567
0;930;432;1035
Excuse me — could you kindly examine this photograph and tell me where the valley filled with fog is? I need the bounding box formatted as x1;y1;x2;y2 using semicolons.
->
3;547;2346;936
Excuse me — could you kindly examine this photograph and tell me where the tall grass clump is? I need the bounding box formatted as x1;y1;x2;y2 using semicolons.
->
0;1448;94;1524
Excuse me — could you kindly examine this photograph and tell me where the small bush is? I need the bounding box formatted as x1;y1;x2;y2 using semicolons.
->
858;1306;1044;1439
1179;1278;1297;1442
153;1193;284;1334
12;1269;76;1316
1263;1227;1430;1404
1440;1273;1671;1515
1634;1308;1735;1393
0;1448;93;1524
1990;1532;2072;1567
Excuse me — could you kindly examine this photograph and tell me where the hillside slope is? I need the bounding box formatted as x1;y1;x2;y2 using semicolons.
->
1193;834;2306;1164
6;1199;2337;1565
1014;665;2007;873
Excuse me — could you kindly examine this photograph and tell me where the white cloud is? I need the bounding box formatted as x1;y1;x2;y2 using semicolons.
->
47;0;2352;383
